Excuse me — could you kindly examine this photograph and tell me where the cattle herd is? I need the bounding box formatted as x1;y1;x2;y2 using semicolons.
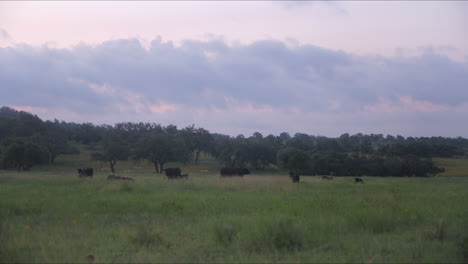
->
321;175;334;181
77;168;93;178
289;172;300;183
164;168;189;179
77;167;365;183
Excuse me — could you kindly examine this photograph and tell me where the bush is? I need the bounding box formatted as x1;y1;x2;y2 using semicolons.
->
214;223;238;246
250;217;305;252
351;212;396;234
130;227;170;249
430;219;447;241
461;236;468;260
119;183;133;192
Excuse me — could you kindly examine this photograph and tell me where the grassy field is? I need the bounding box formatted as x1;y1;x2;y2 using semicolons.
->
1;152;468;263
434;157;468;177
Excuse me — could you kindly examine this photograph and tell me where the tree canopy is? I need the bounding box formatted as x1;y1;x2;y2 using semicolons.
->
0;106;463;176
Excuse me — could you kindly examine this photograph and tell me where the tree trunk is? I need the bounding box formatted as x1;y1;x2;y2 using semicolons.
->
110;160;116;173
195;150;200;163
159;162;165;174
50;155;55;164
153;161;159;173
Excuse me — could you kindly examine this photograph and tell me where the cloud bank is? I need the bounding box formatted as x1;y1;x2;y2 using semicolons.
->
1;37;467;137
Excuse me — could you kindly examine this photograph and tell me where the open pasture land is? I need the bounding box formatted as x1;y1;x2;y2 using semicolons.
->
434;157;468;177
1;171;468;263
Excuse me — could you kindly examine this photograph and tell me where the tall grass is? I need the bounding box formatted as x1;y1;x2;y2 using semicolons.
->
0;169;467;262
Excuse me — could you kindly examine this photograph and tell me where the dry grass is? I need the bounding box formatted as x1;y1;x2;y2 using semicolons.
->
434;157;468;177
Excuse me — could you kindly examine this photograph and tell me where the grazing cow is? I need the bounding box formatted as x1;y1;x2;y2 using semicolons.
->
321;176;334;181
77;168;93;178
289;172;300;183
164;168;189;179
107;175;135;181
355;177;364;183
220;168;250;177
87;255;95;264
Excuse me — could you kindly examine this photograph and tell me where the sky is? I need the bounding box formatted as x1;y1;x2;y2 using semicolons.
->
1;1;467;137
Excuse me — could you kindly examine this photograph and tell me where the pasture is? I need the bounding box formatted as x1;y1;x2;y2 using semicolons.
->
1;168;468;263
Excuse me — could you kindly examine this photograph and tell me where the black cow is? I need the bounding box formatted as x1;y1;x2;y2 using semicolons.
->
355;177;364;183
289;172;300;183
220;168;250;177
164;168;189;179
78;168;93;178
107;175;134;181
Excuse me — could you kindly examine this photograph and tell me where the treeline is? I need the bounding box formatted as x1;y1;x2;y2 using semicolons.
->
1;106;467;176
0;107;79;170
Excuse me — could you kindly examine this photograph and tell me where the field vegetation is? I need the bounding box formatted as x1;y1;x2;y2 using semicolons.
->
1;168;468;263
1;106;468;263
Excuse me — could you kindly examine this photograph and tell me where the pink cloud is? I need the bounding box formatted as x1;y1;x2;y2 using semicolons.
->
363;97;401;113
399;96;448;112
149;103;177;113
363;96;449;113
10;105;48;114
222;97;274;114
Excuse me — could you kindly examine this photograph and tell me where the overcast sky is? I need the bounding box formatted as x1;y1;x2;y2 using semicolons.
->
1;1;467;137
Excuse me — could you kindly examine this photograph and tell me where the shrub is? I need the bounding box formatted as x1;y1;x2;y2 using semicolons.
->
461;236;468;260
433;219;447;241
250;217;305;252
351;211;396;234
214;223;238;246
119;183;132;192
130;227;170;249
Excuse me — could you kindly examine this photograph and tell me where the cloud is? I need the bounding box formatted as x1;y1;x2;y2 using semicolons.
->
271;1;348;15
0;28;10;40
272;1;315;9
0;37;467;136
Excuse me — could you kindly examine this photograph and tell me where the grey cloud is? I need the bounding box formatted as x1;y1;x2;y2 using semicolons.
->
272;1;348;16
272;1;316;9
1;37;467;120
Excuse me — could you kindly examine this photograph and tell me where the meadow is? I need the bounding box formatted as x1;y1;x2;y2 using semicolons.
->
1;154;468;263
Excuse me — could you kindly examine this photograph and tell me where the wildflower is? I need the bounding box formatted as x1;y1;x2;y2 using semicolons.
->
72;219;78;224
367;256;374;263
404;208;409;213
83;212;89;217
24;225;31;230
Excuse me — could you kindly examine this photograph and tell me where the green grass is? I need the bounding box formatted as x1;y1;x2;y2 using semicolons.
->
1;170;467;263
1;151;468;263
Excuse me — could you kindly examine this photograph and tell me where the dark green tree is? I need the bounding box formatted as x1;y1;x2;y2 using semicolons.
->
133;132;190;173
35;121;78;163
277;147;312;177
181;125;214;163
1;139;48;170
91;131;130;173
